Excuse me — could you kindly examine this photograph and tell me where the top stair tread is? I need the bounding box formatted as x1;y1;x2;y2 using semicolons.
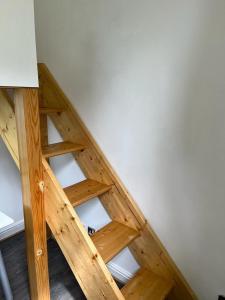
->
121;268;173;300
92;221;139;263
64;179;112;207
43;141;85;158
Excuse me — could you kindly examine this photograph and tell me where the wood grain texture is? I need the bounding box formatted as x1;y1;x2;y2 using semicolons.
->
92;221;139;263
38;63;197;300
40;114;49;147
38;79;49;148
121;268;173;300
40;107;66;114
39;113;52;240
42;141;85;158
0;90;19;168
43;159;125;300
64;178;112;207
14;88;50;300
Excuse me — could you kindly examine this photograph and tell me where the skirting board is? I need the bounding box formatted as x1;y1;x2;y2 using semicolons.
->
0;219;24;241
107;261;134;284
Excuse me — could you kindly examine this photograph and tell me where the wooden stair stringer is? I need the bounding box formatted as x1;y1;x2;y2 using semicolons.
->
42;141;85;158
43;159;124;300
38;63;197;300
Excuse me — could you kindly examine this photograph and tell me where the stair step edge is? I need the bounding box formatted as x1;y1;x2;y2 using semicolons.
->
121;268;174;300
92;221;140;263
64;179;112;207
42;141;85;158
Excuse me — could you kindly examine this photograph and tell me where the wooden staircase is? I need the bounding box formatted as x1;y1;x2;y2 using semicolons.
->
0;64;197;300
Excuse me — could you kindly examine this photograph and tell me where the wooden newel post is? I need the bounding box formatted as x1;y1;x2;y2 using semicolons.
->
14;88;50;300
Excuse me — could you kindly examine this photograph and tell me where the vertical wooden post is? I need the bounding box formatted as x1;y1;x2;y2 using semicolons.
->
14;88;50;300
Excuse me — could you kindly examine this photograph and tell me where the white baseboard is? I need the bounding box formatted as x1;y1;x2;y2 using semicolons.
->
0;219;24;241
107;262;134;284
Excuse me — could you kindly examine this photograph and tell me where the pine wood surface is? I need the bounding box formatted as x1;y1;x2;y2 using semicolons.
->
92;221;140;263
40;107;65;114
121;268;173;300
14;88;50;300
64;178;112;207
43;159;124;300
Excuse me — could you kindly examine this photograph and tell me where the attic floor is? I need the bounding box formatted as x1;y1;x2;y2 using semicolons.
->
0;231;87;300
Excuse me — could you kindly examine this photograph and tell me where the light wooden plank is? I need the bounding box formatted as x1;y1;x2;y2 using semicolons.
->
39;112;53;239
42;141;85;158
64;179;112;207
38;81;49;148
38;63;142;230
14;88;50;300
0;90;19;168
40;107;65;114
121;268;173;300
43;159;124;300
92;221;139;263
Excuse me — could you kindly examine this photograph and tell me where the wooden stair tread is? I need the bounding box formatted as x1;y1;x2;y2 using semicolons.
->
64;179;112;207
40;107;65;114
121;268;173;300
42;141;85;158
92;221;139;263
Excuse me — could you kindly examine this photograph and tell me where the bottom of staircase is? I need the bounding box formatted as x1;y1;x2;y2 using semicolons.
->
121;268;173;300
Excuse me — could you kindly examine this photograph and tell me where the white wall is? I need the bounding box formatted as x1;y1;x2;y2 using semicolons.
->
0;0;38;87
0;139;23;238
34;1;225;299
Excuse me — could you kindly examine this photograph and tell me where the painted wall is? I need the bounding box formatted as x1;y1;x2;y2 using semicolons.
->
0;139;23;238
33;1;225;299
0;0;38;87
